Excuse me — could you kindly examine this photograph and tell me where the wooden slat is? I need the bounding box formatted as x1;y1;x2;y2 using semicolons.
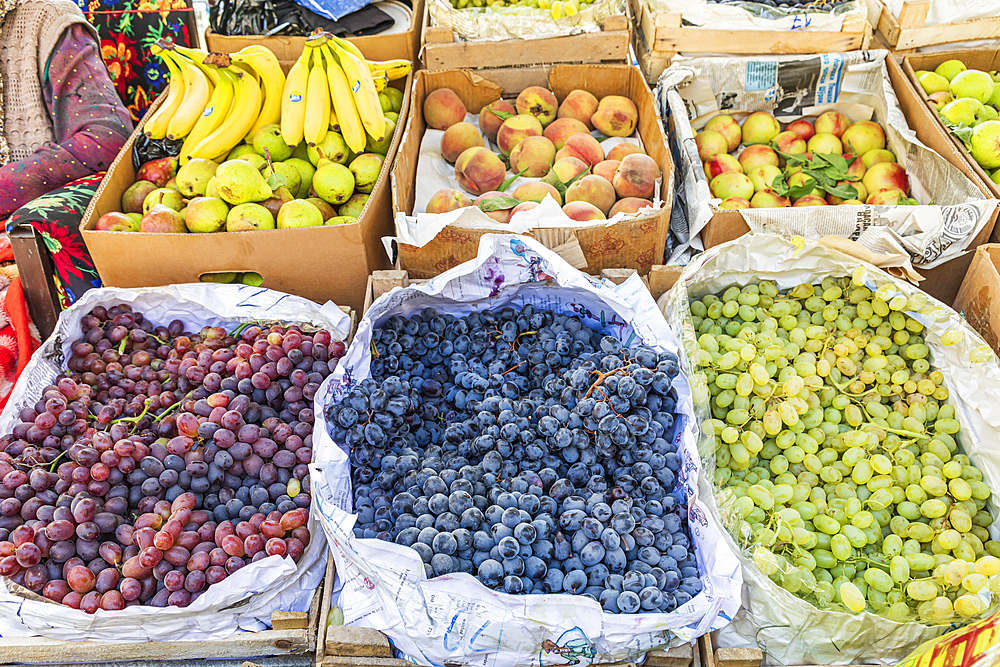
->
371;269;410;302
423;28;630;70
321;658;412;667
271;610;310;631
316;555;337;665
647;642;694;667
326;627;393;658
9;226;61;341
870;0;1000;50
651;25;866;54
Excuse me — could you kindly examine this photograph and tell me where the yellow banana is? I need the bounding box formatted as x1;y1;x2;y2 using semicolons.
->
179;68;236;164
329;107;340;132
230;47;285;139
280;46;312;147
321;44;366;153
167;52;213;140
303;48;331;146
366;59;412;81
144;52;186;139
189;56;262;161
335;37;366;63
372;69;387;93
329;38;384;141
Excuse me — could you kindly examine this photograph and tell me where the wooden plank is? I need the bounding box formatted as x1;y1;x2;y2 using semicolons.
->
321;658;411;667
896;0;929;29
423;28;630;70
371;269;410;301
646;642;694;667
9;225;61;341
315;556;337;666
715;647;765;667
652;26;865;54
870;0;1000;50
271;610;310;631
326;627;393;658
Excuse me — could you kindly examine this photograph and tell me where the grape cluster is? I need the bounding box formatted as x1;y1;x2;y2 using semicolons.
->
0;303;345;611
328;305;702;614
689;278;1000;623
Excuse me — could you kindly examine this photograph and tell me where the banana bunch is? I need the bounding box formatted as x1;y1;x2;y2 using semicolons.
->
144;41;286;164
280;31;411;153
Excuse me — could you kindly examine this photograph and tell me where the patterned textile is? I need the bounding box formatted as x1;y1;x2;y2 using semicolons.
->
78;0;195;122
5;172;104;308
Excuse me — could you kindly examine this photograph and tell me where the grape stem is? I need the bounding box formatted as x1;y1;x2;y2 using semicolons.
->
229;322;251;337
582;367;628;400
152;395;187;423
47;449;68;472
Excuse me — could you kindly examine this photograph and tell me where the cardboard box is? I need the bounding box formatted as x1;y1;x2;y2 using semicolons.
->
865;0;1000;52
80;73;412;313
204;0;423;64
420;1;630;71
954;244;1000;353
629;0;870;82
390;65;674;279
669;53;999;307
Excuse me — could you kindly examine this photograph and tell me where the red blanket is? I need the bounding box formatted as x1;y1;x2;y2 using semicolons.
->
0;235;41;410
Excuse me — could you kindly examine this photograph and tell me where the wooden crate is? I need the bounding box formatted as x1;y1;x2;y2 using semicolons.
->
420;0;630;71
630;0;870;82
699;633;885;667
865;0;1000;53
0;586;322;666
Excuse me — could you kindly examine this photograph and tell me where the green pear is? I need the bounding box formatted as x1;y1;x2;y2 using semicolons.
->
226;144;258;161
252;124;294;162
175;158;219;197
365;117;396;155
284;158;316;199
261;186;294;220
990;83;1000;108
215;160;272;205
384;112;399;125
238;153;273;179
126;212;143;227
950;70;996;104
325;215;357;226
226;203;275;231
941;98;987;126
312;163;355;205
122;181;158;214
307;132;349;166
143;188;185;214
935;59;967;82
381;87;403;113
242;272;264;286
970;120;1000;170
271;162;302;198
292;142;310;161
205;176;220;199
378;91;393;113
918;71;950;96
140;204;187;233
349;153;385;194
991;168;1000;186
338;193;369;219
277;199;324;229
185;197;229;233
201;272;238;283
984;106;999;121
305;197;336;221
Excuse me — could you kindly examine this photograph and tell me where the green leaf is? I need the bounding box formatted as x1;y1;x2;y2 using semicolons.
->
787;175;819;201
489;109;515;122
477;195;520;212
564;166;592;188
499;167;529;193
771;146;810;166
541;169;568;197
770;172;792;197
267;172;287;189
822;152;850;172
825;182;859;200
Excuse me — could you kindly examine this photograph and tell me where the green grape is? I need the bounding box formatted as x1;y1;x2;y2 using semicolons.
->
840;581;866;612
889;555;909;583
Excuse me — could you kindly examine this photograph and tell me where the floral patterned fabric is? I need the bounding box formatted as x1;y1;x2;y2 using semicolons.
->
5;173;104;308
79;0;196;121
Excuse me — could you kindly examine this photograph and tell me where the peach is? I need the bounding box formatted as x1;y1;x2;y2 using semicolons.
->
750;189;791;208
863;161;909;196
565;175;616;215
861;149;896;169
546;156;589;187
747;165;782;193
841;121;886;158
787;119;815;142
815;111;850;138
695;131;728;160
441;122;484;163
454;147;506;196
558;90;599;130
866;188;908;205
516;87;559;127
787;172;824;201
480;99;516;144
427;188;474;214
741;111;780;145
839;199;865;205
827;180;867;205
475;191;516;223
704;115;742;152
558;133;604;167
593;160;621;183
807;133;843;155
609;197;653;217
509;136;557;178
591;96;638;137
704;153;743;180
510;201;539;219
710;172;754;201
844;153;866;179
543;118;589;149
512;181;562;205
563;201;606;221
613;153;660;200
718;197;750;210
738;145;779;171
606;143;644;162
793;195;828;207
424;88;466;130
497;114;543;156
774;131;807;155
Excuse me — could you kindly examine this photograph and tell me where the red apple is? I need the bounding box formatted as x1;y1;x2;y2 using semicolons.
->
136;156;179;187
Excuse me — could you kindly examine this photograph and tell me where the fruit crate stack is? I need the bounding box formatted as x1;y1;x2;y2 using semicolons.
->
630;0;871;83
864;0;1000;53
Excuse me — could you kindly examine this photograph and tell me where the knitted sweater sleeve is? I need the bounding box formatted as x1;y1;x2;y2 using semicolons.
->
0;24;133;217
